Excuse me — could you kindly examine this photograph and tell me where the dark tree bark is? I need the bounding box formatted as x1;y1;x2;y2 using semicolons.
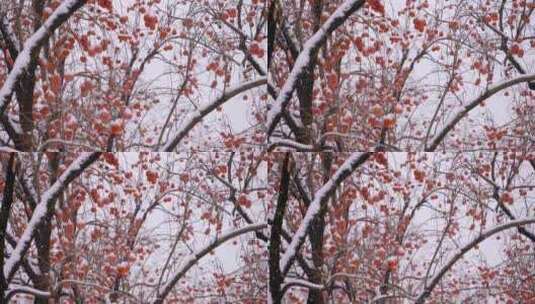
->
269;153;291;304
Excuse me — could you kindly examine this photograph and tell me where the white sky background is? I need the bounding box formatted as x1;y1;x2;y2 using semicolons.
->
50;0;265;149
388;153;503;265
114;0;268;279
280;151;535;304
56;0;267;298
5;0;535;302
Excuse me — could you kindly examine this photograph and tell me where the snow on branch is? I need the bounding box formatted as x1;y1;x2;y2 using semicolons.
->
153;222;268;304
279;152;371;275
267;138;319;152
265;0;366;136
0;146;19;153
3;152;101;283
282;278;325;291
415;217;535;304
426;72;535;151
159;77;267;152
5;285;51;301
0;0;86;115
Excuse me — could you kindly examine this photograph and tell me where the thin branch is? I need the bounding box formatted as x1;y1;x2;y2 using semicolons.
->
5;285;51;301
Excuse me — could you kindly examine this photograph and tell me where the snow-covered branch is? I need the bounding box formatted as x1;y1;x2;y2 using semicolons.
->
279;152;371;275
267;138;319;152
153;222;268;304
0;110;24;146
0;146;19;153
282;278;325;291
426;72;535;151
265;0;366;136
159;77;266;152
414;217;535;304
0;0;86;115
280;272;413;303
5;285;51;301
3;152;100;283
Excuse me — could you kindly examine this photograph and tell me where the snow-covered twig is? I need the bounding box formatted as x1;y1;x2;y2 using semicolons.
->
414;217;535;304
279;152;371;275
426;72;535;151
265;0;366;136
153;222;268;304
280;274;413;303
0;0;86;115
159;77;266;151
0;114;23;146
369;294;406;303
3;152;100;283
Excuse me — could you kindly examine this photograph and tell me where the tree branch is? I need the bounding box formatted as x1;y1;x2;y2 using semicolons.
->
415;218;535;304
0;0;86;116
0;153;16;291
265;0;366;136
3;152;100;283
269;154;291;304
159;77;267;151
426;73;535;151
153;222;267;304
5;285;51;301
279;152;371;276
